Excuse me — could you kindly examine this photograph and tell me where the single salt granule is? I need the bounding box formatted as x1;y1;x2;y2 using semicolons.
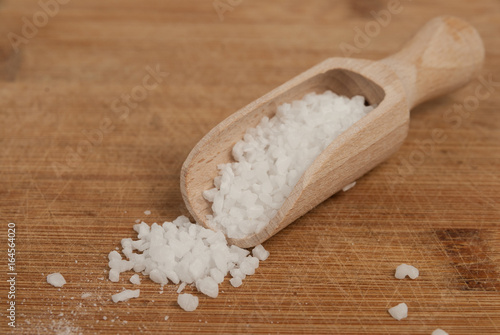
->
230;277;242;288
130;274;141;285
252;244;270;261
109;269;120;282
196;277;219;298
432;329;448;335
177;282;187;293
112;289;140;303
388;303;408;320
47;273;66;287
342;181;356;192
239;259;256;276
395;264;419;279
177;293;199;312
144;210;151;215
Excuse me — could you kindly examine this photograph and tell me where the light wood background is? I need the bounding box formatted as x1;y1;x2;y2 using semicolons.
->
0;0;499;334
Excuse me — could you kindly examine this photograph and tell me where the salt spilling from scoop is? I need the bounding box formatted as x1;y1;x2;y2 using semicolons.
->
108;216;269;311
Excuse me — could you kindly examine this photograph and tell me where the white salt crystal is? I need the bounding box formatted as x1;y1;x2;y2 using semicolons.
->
177;293;199;312
230;268;246;280
130;274;141;285
388;303;408;320
252;244;270;261
239;260;256;276
149;269;168;285
164;316;169;321
246;256;259;269
342;181;356;192
144;210;151;215
177;282;187;293
203;188;218;202
112;289;140;303
165;270;180;285
196;277;219;298
210;268;225;284
81;293;91;299
230;277;242;288
189;259;206;281
395;264;419;280
204;91;373;238
108;269;120;282
47;273;66;288
432;329;448;335
108;250;122;261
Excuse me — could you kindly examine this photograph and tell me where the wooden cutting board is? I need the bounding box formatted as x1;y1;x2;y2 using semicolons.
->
1;0;499;334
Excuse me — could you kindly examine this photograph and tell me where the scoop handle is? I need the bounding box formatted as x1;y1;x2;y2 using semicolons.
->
381;16;484;109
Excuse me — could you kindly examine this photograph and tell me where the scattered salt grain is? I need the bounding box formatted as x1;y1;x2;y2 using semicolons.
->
144;210;151;215
196;277;219;298
177;282;187;293
252;244;270;261
177;293;199;312
164;316;169;321
109;269;120;282
388;303;408;320
81;293;91;299
432;329;448;335
342;181;356;192
130;274;141;285
203;91;373;238
395;264;419;280
47;273;66;287
230;277;242;288
111;289;140;303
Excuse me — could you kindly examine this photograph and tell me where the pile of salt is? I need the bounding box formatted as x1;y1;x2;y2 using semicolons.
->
203;91;373;238
108;216;269;311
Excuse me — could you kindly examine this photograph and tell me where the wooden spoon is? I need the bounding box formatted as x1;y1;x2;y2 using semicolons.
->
181;16;484;248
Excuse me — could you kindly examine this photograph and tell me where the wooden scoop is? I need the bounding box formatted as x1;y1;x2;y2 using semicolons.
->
181;16;484;248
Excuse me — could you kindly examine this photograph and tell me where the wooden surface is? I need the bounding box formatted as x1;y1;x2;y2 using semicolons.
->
0;0;499;334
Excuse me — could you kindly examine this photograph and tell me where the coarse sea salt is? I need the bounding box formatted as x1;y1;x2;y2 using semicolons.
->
108;216;269;311
342;181;356;192
203;91;373;239
177;293;198;312
47;273;66;288
432;329;448;335
111;289;140;303
395;264;419;280
129;274;141;285
388;303;408;321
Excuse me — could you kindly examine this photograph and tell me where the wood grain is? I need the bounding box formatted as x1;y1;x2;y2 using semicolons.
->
0;0;499;334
